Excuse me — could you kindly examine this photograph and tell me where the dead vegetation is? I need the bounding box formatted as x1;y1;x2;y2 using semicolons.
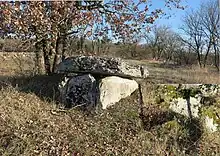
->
1;80;220;156
0;54;220;155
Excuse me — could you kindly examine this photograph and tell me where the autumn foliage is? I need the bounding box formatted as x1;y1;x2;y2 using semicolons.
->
0;0;183;74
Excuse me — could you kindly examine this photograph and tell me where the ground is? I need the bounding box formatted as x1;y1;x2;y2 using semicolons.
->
0;53;220;155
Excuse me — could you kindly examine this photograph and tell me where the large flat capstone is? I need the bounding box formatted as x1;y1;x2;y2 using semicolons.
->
55;56;149;79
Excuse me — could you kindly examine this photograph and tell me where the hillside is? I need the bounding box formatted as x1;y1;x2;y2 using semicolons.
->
0;53;220;155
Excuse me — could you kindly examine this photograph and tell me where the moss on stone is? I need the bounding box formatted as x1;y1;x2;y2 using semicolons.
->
163;120;182;130
200;106;220;125
159;120;188;140
199;84;220;97
154;84;220;132
189;88;201;97
159;85;179;101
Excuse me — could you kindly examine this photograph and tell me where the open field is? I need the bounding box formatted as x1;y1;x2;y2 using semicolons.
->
128;59;220;84
1;52;219;83
0;53;220;155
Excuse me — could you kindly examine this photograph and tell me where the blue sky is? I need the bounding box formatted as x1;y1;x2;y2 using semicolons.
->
150;0;204;32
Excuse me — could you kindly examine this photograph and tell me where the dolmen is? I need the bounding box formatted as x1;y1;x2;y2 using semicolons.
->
55;55;149;109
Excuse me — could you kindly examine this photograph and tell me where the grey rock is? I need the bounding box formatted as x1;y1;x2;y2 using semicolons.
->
169;97;202;118
156;84;220;132
55;56;149;79
205;116;218;132
99;76;138;109
58;74;139;110
58;74;97;108
200;84;220;97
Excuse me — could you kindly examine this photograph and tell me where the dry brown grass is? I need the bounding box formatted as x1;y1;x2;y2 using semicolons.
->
145;62;220;84
1;82;220;156
1;53;219;83
123;59;220;84
0;53;220;155
0;52;35;77
1;84;219;156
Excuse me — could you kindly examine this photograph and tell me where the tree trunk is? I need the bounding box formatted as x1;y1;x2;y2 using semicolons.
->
91;40;95;54
42;39;51;75
131;44;137;58
196;50;202;68
35;41;45;74
49;40;56;73
152;49;156;60
52;35;63;73
62;35;67;61
213;42;220;71
97;40;100;56
203;40;211;68
80;36;84;52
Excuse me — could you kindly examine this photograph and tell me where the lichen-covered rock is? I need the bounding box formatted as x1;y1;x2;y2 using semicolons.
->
58;74;97;108
170;97;202;118
200;84;220;97
204;116;218;132
155;84;220;132
99;76;138;109
200;106;220;132
55;56;149;79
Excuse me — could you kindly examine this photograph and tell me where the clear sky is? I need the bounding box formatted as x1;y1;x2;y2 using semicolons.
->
150;0;204;32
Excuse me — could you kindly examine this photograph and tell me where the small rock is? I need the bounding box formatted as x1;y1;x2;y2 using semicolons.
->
170;97;202;118
205;116;218;132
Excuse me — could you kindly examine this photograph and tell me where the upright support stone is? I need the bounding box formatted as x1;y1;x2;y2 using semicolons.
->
99;76;138;109
56;55;149;111
58;74;97;108
59;75;139;109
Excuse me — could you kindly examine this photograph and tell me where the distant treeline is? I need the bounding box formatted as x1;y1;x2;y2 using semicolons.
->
0;37;217;67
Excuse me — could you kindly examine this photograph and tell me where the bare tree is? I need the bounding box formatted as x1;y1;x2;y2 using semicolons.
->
163;31;183;63
181;0;220;70
200;0;220;70
181;10;204;67
143;25;184;63
144;25;171;60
